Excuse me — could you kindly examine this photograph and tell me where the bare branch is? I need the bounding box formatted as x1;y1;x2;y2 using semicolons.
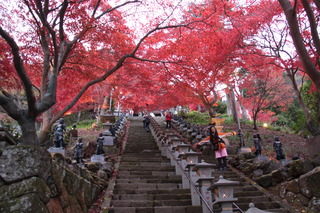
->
92;0;101;18
95;0;141;19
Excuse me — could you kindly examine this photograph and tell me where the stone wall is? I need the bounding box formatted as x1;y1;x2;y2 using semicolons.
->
229;153;320;213
0;146;108;213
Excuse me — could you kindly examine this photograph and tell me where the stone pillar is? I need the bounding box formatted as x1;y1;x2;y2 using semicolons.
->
197;177;215;213
182;151;202;189
185;163;201;206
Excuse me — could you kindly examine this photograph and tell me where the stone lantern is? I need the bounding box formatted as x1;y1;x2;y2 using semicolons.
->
193;160;215;177
168;139;182;166
182;151;202;188
184;151;202;206
208;175;240;213
179;151;201;187
174;144;191;175
193;160;215;213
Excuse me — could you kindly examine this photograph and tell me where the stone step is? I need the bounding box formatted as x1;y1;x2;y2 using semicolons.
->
116;178;182;184
114;182;180;190
121;156;166;162
108;205;202;213
112;193;191;201
118;165;176;171
117;170;177;177
123;152;162;156
120;162;171;167
113;188;191;195
110;199;192;207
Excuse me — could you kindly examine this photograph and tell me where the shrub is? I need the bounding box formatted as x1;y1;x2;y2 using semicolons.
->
185;111;210;125
75;119;97;129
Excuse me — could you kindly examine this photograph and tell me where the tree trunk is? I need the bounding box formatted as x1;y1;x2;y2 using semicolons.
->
229;88;238;123
18;117;39;146
252;110;258;130
203;102;216;119
197;104;201;112
226;93;232;116
96;107;101;123
77;111;82;123
39;110;54;146
278;0;320;89
239;101;248;121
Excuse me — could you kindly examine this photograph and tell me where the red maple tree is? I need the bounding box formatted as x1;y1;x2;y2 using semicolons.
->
0;0;196;145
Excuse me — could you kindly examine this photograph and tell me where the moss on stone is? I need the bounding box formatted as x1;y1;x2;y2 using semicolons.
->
288;160;304;178
0;193;48;213
0;177;51;204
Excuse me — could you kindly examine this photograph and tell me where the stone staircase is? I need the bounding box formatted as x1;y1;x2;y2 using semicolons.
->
108;117;295;213
109;117;202;213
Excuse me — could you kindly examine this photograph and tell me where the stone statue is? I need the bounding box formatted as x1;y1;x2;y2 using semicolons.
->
96;133;105;155
74;137;84;164
253;134;262;156
238;130;245;148
54;118;66;148
273;136;285;160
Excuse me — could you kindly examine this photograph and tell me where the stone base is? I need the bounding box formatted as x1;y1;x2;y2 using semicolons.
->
47;147;65;156
238;147;252;154
102;130;112;136
91;154;105;163
103;136;115;146
254;155;270;163
279;159;291;167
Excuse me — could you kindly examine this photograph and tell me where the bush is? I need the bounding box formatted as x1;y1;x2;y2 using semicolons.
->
223;116;235;126
75;119;97;129
64;110;96;126
184;111;210;125
212;101;227;114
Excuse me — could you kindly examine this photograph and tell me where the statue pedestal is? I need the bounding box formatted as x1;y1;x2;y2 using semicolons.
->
47;147;65;156
103;136;115;146
91;154;105;163
254;155;270;163
238;147;252;153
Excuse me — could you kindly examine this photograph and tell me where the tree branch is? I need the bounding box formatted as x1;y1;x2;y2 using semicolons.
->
301;0;320;57
95;0;141;19
277;0;320;89
0;27;37;116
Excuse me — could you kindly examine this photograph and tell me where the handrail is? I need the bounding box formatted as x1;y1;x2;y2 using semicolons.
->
233;202;244;213
166;145;214;213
